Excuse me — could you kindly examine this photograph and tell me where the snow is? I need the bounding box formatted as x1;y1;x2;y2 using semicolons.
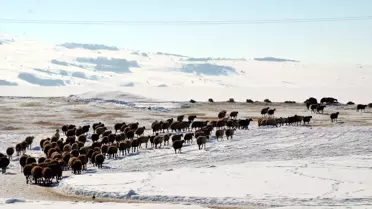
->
1;34;372;209
1;35;372;103
0;199;206;209
56;125;372;207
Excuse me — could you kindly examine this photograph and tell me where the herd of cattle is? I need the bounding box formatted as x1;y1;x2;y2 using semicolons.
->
0;97;370;186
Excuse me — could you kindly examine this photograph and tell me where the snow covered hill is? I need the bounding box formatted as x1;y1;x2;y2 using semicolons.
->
1;34;372;103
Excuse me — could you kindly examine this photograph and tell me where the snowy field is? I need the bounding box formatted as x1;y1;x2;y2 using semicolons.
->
0;92;372;209
1;35;372;208
1;35;372;103
0;199;206;209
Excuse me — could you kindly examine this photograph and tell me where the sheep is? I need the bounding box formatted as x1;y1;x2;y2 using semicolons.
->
31;165;43;184
95;154;105;169
218;110;227;119
71;149;79;158
161;121;171;133
82;125;90;134
196;136;208;150
61;125;68;136
71;143;79;151
0;156;10;174
71;159;83;174
126;130;135;140
330;112;339;123
177;115;184;122
78;135;87;144
303;116;312;124
138;135;150;148
101;136;109;144
180;121;190;131
131;139;140;152
65;136;76;145
107;146;118;158
102;130;112;137
118;141;126;155
184;132;194;144
42;167;53;185
191;121;208;130
101;145;109;156
172;140;185;154
267;109;276;117
15;143;22;156
93;122;104;131
225;128;235;140
215;129;225;141
128;122;139;130
188;115;197;122
154;136;164;149
66;129;76;137
23;164;35;183
78;154;88;170
6;147;14;160
316;105;326;114
261;107;270;116
216;119;227;129
226;119;238;128
305;97;318;110
321;97;338;104
171;134;183;143
152;121;163;133
135;126;146;137
95;126;107;135
258;118;278;127
107;134;116;144
357;104;367;112
75;127;84;136
52;152;63;161
229;111;239;119
37;157;46;164
310;104;319;113
19;154;30;172
91;133;99;142
114;122;125;133
63;144;72;152
170;121;183;132
90;152;100;166
238;118;253;129
26;157;37;165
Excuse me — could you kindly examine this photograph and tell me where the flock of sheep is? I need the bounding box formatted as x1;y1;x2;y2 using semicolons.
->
0;96;370;187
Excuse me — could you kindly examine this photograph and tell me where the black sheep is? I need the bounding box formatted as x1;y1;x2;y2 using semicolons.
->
0;156;10;174
330;112;339;123
172;140;185;154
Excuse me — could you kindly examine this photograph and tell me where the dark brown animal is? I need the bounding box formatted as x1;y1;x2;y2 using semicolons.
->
357;104;367;112
172;140;185;154
225;128;235;140
330;112;339;123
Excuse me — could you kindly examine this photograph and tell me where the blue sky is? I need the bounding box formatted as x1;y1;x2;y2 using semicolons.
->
1;0;372;64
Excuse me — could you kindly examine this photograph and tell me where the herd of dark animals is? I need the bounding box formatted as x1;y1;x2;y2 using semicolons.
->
0;96;371;187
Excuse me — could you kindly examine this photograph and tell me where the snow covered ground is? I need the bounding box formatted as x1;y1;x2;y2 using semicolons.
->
0;94;371;208
0;198;206;209
1;35;372;103
1;35;372;208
